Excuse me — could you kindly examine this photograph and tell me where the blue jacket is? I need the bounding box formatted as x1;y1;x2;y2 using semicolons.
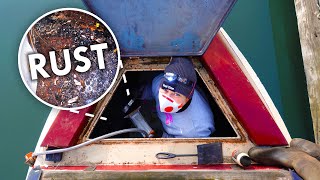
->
149;74;215;138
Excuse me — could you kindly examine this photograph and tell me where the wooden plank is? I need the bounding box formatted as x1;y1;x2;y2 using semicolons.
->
294;0;320;144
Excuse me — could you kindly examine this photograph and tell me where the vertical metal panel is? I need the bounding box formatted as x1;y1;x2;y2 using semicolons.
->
202;34;288;146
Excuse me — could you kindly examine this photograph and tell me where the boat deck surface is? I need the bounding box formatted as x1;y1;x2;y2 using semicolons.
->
41;168;292;180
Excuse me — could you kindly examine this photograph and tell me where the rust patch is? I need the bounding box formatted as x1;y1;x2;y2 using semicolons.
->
27;10;118;108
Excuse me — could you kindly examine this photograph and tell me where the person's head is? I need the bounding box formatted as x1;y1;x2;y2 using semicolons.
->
158;57;197;113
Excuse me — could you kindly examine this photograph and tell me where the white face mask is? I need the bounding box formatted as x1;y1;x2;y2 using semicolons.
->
158;92;183;113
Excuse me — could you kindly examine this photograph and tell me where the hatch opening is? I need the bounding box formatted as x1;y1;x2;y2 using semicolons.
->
89;69;237;139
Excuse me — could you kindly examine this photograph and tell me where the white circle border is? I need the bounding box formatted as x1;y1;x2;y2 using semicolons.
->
18;8;121;111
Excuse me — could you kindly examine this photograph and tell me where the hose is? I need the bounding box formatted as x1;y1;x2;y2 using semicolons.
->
249;146;320;180
32;128;148;157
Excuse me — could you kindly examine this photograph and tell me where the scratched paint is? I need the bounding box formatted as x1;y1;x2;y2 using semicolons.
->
170;32;201;52
83;0;236;56
120;28;145;51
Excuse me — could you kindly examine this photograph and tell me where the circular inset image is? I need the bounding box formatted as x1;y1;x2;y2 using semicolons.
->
18;8;120;110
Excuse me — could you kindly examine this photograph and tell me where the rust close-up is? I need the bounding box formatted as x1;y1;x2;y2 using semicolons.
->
27;10;118;108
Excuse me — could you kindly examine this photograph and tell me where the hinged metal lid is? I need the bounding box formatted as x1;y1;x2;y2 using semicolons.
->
83;0;237;57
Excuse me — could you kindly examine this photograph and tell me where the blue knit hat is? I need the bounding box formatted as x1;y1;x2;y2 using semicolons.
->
160;57;197;98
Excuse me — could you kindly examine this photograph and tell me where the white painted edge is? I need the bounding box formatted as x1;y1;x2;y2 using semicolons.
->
20;38;37;92
219;28;292;144
85;113;94;118
122;74;127;83
26;108;59;180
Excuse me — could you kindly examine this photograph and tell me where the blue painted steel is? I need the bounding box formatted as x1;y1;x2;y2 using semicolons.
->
83;0;236;57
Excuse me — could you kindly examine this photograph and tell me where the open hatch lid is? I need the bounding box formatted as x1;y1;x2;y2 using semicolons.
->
83;0;237;57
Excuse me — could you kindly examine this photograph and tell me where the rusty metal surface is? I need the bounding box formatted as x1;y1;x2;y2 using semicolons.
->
28;10;118;108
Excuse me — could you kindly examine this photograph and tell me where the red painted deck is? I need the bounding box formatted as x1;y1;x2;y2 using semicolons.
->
41;106;94;148
201;35;288;146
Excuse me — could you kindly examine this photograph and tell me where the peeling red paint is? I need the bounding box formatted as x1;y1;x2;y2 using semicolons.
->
41;106;94;148
201;35;288;146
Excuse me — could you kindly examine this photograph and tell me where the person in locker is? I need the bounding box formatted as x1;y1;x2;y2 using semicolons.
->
142;57;215;138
